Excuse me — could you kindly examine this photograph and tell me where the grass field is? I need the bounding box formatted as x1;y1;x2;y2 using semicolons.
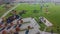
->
0;4;15;17
43;3;60;33
1;3;60;34
0;5;7;17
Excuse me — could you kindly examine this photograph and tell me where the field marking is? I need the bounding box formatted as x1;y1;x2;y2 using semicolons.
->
1;3;20;18
0;4;5;7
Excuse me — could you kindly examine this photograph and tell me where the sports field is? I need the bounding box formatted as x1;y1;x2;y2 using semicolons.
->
0;3;60;33
0;5;7;17
0;4;15;17
15;3;60;33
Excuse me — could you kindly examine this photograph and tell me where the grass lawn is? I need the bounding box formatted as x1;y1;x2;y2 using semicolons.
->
5;3;60;34
0;4;15;17
43;3;60;33
0;4;7;17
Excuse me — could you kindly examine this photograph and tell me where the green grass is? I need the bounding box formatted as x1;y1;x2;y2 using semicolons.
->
0;4;15;17
43;4;60;33
6;3;42;18
4;3;60;34
6;3;46;31
0;5;7;17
